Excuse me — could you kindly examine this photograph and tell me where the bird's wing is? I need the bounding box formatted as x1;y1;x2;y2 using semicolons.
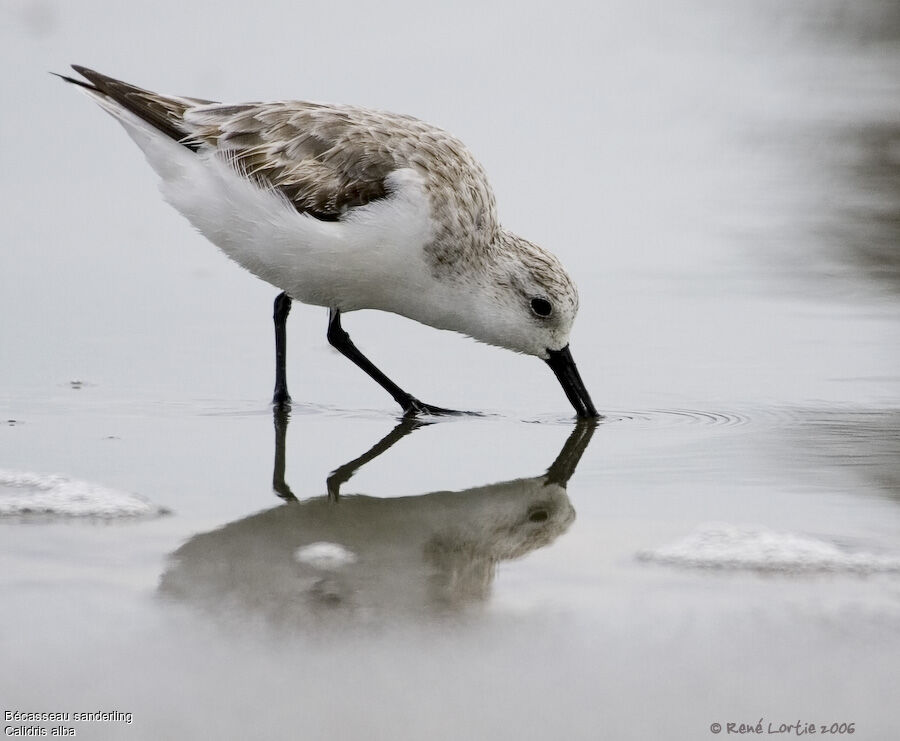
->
182;101;401;220
66;66;404;221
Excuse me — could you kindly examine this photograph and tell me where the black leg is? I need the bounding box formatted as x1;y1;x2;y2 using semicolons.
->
273;292;292;408
326;308;457;416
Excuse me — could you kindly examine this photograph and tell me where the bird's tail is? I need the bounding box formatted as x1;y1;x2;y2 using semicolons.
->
55;65;212;151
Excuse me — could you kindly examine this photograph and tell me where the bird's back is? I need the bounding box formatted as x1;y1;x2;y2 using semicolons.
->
67;67;501;308
71;66;497;233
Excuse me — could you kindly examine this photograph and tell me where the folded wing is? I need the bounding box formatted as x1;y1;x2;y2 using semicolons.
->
66;66;398;221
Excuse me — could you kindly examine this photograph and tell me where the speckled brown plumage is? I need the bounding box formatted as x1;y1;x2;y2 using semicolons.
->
70;66;499;272
185;102;500;272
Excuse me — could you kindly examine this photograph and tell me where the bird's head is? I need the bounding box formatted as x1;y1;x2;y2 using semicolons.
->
461;230;599;418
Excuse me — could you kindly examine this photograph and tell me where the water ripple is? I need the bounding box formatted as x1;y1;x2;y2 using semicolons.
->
604;408;756;427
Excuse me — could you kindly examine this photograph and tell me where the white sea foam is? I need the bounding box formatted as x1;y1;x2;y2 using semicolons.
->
638;523;900;574
294;542;358;569
0;469;167;519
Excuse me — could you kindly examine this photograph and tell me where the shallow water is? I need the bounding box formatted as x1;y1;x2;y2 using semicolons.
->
2;1;899;739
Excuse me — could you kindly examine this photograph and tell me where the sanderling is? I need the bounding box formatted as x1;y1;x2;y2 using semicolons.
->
58;66;598;418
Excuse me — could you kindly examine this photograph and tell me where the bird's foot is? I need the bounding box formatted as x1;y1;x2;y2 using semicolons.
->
272;390;292;414
401;396;462;417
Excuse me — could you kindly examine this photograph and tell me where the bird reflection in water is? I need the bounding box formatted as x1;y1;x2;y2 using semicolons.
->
159;412;596;626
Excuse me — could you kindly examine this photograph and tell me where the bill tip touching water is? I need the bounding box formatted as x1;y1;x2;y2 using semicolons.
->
59;65;598;418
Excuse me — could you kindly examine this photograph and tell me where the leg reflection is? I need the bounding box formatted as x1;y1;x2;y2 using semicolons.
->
271;407;428;502
271;412;597;502
272;406;296;502
326;418;427;501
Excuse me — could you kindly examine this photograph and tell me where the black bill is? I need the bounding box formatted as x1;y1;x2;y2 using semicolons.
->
545;345;599;418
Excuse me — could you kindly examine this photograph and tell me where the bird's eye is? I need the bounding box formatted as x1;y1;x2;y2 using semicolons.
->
528;507;550;523
530;297;552;317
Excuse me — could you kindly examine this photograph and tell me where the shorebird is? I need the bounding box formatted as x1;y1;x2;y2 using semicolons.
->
58;66;598;418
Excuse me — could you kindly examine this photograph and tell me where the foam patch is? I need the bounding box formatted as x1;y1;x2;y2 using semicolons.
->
0;469;168;519
638;523;900;574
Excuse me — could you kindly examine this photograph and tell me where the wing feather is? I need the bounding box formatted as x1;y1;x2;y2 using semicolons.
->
64;66;498;241
67;67;397;221
185;102;397;219
70;65;213;152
